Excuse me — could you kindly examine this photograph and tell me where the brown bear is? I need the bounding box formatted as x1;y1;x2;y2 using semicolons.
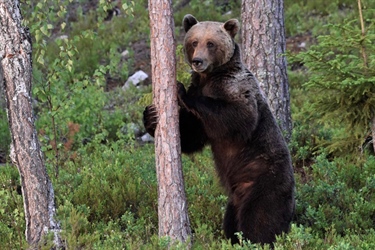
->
143;14;295;245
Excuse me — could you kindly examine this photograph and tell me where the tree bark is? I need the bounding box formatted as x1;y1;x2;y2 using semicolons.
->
0;1;61;248
148;0;192;246
241;0;292;141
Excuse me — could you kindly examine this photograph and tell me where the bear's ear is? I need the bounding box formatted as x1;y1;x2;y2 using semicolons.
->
223;19;240;38
183;14;198;33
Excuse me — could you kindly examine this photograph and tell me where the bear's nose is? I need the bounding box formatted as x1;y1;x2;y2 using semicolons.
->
192;58;203;66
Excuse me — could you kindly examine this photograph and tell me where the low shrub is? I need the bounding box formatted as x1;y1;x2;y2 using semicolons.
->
295;155;375;237
0;165;26;249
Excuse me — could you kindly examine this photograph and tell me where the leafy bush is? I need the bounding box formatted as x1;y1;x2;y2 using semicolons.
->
17;0;149;179
62;142;157;223
295;155;375;236
182;150;226;238
284;0;361;36
173;0;241;28
0;108;10;161
0;166;26;249
288;71;334;167
292;17;375;156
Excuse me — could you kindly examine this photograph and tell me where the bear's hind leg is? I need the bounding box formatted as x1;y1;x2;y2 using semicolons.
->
237;195;280;245
223;201;239;245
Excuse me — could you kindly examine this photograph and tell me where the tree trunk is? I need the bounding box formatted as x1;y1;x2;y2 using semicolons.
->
0;1;61;248
148;0;192;246
241;0;292;141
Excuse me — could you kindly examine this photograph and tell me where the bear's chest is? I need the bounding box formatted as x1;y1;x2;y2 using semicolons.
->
200;80;239;101
201;83;215;97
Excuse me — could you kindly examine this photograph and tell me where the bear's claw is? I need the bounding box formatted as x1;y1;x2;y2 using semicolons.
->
143;104;159;137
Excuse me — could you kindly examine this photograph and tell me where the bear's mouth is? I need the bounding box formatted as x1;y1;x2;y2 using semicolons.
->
192;62;211;73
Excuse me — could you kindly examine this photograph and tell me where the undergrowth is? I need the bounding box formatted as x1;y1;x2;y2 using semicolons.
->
1;0;375;249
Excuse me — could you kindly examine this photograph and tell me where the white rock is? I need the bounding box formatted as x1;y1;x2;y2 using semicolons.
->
298;42;306;48
141;133;154;142
121;50;129;57
123;70;148;89
56;35;68;40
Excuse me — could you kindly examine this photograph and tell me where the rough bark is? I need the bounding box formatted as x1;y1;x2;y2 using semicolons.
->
148;0;192;245
241;0;292;141
0;1;61;248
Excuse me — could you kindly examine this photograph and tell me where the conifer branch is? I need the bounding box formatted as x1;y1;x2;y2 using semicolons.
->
357;0;368;69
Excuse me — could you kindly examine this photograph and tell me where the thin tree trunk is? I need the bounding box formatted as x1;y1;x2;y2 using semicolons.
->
241;0;292;141
0;1;61;248
148;0;192;246
357;0;373;153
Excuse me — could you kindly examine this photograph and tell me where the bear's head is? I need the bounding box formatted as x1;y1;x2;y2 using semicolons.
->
183;14;239;74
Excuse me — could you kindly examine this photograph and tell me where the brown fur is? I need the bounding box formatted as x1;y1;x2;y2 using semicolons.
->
183;16;238;73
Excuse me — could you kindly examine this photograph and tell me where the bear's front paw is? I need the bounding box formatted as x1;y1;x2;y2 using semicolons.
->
177;81;188;107
143;104;159;137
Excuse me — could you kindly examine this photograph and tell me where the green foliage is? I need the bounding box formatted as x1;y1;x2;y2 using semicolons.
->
288;71;334;166
61;141;157;223
182;150;226;237
18;0;149;178
176;44;192;86
2;0;375;249
295;155;375;236
275;224;375;249
174;0;241;28
284;0;375;36
0;166;26;249
292;17;375;155
0;108;10;159
58;201;100;249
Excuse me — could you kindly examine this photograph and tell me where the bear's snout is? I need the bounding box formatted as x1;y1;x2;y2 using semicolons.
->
191;57;211;73
192;58;203;67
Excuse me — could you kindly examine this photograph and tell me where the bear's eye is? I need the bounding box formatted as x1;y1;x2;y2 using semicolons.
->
207;42;215;48
192;41;198;47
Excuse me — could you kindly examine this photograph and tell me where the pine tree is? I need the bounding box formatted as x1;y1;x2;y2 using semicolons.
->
148;0;192;246
294;0;375;155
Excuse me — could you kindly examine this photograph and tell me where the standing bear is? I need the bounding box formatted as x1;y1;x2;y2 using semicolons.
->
143;14;295;245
